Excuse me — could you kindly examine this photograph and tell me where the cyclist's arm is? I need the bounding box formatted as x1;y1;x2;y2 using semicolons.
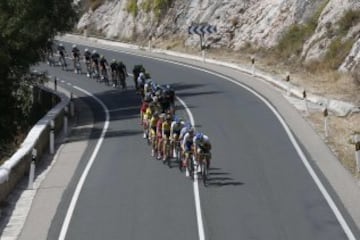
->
170;122;175;140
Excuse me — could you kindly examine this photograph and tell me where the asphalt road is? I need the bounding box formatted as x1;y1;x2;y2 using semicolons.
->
35;41;360;240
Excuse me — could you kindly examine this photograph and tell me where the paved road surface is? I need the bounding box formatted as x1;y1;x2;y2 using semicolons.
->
24;41;360;240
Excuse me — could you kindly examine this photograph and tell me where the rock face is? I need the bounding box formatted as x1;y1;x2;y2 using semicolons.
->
77;0;360;72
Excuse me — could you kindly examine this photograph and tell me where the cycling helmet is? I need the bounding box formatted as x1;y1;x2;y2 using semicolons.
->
112;59;116;63
153;111;159;117
166;114;172;121
144;95;151;102
72;44;77;48
152;96;158;102
100;55;104;59
59;43;63;47
84;48;89;52
159;113;166;119
92;49;97;54
174;116;181;124
196;132;204;140
188;127;195;134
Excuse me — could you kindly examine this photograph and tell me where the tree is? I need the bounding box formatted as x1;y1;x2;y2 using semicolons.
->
0;0;77;142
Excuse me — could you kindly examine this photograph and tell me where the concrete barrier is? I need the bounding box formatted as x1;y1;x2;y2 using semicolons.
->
0;85;70;203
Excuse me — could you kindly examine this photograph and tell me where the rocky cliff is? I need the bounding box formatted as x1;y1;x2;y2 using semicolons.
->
77;0;360;72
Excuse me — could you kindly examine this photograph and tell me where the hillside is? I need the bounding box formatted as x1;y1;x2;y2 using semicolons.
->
77;0;360;74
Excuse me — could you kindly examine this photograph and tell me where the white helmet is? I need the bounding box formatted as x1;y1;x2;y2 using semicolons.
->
72;44;77;48
92;49;97;54
59;43;63;47
84;48;89;52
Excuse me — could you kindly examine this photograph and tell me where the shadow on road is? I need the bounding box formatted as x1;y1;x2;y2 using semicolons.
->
205;167;244;187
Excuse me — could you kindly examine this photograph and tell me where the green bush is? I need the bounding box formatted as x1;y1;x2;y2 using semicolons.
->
324;37;354;69
127;0;138;17
140;0;152;13
338;9;360;35
273;0;329;60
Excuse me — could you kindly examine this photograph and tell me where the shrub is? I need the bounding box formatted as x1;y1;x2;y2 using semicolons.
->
338;9;360;35
127;0;138;17
324;37;354;69
273;0;329;60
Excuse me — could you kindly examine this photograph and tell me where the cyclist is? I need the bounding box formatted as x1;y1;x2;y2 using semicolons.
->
137;72;147;97
193;132;212;171
181;127;195;176
170;116;184;158
72;44;81;73
117;60;128;89
156;113;165;160
149;111;160;157
163;84;175;114
162;114;173;161
99;55;109;83
57;43;67;68
91;50;100;78
110;59;119;87
84;48;92;77
45;39;55;65
142;99;153;138
133;64;145;90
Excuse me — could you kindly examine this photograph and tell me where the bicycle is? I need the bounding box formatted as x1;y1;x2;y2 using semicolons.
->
162;137;172;168
74;57;82;74
182;150;194;179
198;152;211;186
58;55;67;70
150;129;157;157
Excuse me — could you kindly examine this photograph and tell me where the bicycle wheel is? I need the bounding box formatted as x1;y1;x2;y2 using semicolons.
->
188;155;194;180
167;142;171;168
202;160;208;187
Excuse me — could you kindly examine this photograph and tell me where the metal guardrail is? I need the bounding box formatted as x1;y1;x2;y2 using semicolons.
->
0;83;70;202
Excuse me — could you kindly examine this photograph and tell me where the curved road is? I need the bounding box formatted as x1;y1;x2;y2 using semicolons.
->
34;41;360;240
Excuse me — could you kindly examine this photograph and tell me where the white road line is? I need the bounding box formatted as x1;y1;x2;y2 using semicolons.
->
61;39;356;239
58;85;110;240
176;96;205;240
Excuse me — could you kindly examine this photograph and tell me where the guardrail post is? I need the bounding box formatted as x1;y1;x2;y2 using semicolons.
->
28;148;37;189
50;120;55;154
70;92;75;117
354;134;360;172
303;90;308;115
323;107;329;138
251;56;255;76
64;106;69;135
285;72;291;96
54;76;58;91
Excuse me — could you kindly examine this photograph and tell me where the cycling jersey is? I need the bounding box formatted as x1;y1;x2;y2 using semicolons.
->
149;116;158;129
57;46;65;57
156;119;163;138
141;102;149;115
84;51;91;61
91;53;100;64
182;132;194;152
170;122;183;137
144;107;152;121
100;58;108;68
162;120;171;138
72;47;80;58
110;62;118;72
194;135;211;152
